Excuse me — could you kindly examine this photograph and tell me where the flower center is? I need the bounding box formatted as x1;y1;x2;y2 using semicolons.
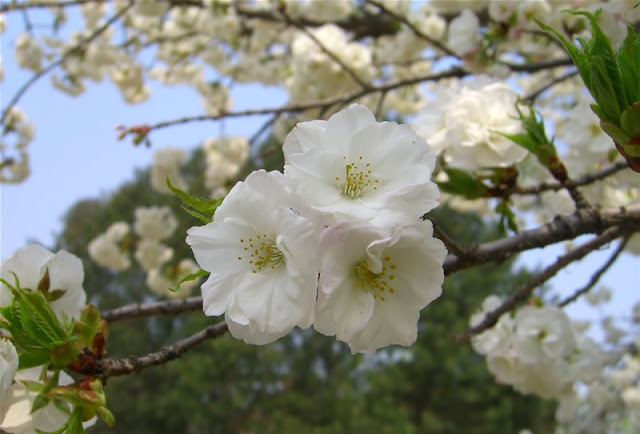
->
353;256;397;302
237;234;284;273
336;156;378;199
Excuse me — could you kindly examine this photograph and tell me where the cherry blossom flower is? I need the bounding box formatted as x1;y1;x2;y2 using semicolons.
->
284;103;439;227
186;170;323;344
1;244;86;321
0;339;18;393
314;220;446;353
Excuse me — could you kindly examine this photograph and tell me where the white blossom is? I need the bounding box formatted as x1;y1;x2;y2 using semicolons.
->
150;148;188;194
1;245;86;321
187;170;323;345
146;259;200;299
0;339;18;393
87;221;131;271
422;82;528;170
447;9;481;56
0;367;95;433
133;206;178;241
314;220;446;354
135;240;173;272
284;103;439;227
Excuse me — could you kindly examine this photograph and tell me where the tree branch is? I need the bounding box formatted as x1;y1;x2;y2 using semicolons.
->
557;235;630;307
102;205;640;323
101;321;228;379
455;225;629;342
0;0;96;13
0;1;134;125
366;0;457;57
444;204;640;274
512;161;630;195
101;296;203;323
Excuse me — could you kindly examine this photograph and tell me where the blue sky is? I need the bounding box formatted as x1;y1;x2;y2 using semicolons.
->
1;6;637;340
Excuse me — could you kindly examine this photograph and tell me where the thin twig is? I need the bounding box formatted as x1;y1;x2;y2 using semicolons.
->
455;225;629;342
558;235;631;307
278;9;372;90
101;321;228;379
1;2;134;125
512;161;630;195
138;67;468;134
101;296;203;323
366;0;457;57
0;0;95;13
524;69;579;102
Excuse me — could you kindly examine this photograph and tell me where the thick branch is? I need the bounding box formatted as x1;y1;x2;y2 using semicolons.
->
444;204;640;274
101;296;202;323
455;225;629;342
101;321;228;379
103;205;640;323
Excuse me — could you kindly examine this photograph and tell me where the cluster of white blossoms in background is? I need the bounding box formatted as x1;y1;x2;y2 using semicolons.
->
150;147;188;194
203;136;249;196
187;104;447;353
1;107;35;184
412;80;527;171
88;221;132;272
87;206;200;299
133;206;177;272
0;246;95;433
470;296;606;399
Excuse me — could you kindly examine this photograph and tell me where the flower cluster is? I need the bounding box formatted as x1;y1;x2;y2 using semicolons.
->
1;107;35;184
150;147;188;194
470;296;606;399
88;221;131;271
1;245;94;433
412;81;527;171
87;206;199;298
187;104;447;353
202;136;249;196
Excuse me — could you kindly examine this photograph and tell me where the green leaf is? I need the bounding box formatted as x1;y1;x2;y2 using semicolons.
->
496;200;518;233
17;289;68;347
169;269;210;293
600;120;630;145
620;101;640;138
618;25;640;104
500;132;538;153
166;178;223;223
65;408;87;434
18;349;54;369
437;168;487;199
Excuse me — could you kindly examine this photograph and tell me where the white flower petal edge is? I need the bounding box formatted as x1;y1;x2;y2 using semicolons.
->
283;103;439;227
186;170;323;345
0;339;18;393
314;220;447;354
0;244;87;321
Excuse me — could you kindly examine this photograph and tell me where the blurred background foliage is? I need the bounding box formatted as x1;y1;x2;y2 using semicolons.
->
53;142;555;434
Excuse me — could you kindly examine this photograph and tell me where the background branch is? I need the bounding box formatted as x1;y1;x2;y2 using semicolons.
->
455;225;629;342
0;1;134;125
102;205;640;323
101;321;228;379
558;235;631;307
